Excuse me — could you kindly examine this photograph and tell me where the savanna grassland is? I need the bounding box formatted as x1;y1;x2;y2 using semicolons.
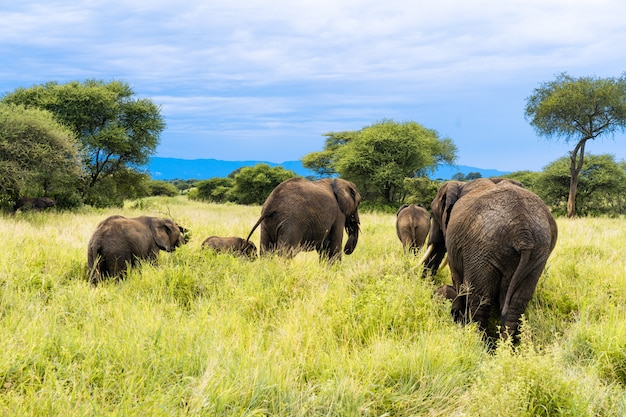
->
1;196;625;416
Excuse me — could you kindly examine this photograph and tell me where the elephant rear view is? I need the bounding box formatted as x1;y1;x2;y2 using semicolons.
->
247;177;361;262
421;178;558;343
396;204;430;253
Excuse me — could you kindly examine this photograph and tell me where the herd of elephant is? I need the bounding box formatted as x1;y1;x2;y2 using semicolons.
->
86;177;558;344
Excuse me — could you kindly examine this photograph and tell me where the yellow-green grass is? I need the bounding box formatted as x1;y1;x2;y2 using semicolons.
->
1;197;625;416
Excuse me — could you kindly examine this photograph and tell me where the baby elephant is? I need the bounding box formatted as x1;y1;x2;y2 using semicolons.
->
88;215;188;284
201;236;257;258
396;204;430;253
434;284;473;325
434;284;457;300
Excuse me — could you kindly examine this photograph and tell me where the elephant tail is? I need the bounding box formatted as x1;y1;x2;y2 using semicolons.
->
246;212;271;242
501;248;532;320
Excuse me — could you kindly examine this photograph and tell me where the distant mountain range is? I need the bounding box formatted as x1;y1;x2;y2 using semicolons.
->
146;157;510;181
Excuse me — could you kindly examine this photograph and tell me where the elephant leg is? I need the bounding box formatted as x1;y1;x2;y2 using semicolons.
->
89;258;103;285
450;293;467;323
110;253;133;277
319;225;343;262
499;264;544;342
467;293;492;334
268;240;299;258
259;227;275;256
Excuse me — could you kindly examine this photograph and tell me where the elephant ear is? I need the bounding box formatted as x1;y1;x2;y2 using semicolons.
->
150;218;175;251
332;179;360;216
396;204;408;216
440;181;463;232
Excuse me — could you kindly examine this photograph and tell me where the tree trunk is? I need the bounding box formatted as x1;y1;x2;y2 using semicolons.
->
567;139;587;218
567;174;578;218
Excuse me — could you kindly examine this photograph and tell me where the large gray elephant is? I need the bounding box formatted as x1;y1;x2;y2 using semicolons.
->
88;215;188;284
13;197;56;211
246;177;361;262
396;204;430;253
201;236;257;258
421;178;558;342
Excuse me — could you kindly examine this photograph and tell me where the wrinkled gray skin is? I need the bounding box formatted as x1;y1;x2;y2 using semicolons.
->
14;197;56;211
202;236;257;258
396;204;430;253
247;178;361;263
423;178;558;342
88;215;188;284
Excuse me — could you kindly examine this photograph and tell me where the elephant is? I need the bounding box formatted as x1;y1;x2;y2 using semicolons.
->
88;215;188;284
396;204;430;253
201;236;257;258
434;284;457;300
420;178;558;342
246;177;361;262
13;197;56;211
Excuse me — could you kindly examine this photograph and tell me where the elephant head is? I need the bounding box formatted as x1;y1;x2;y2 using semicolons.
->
149;217;187;252
331;178;361;254
419;181;462;275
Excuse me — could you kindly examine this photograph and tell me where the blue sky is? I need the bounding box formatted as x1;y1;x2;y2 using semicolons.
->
2;0;625;172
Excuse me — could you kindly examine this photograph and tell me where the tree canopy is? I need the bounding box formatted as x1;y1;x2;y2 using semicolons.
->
538;154;626;216
525;72;626;217
0;104;82;209
230;164;297;205
194;177;235;203
2;79;165;206
302;119;457;203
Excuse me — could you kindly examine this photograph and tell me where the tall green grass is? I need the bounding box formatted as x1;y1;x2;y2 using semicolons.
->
1;197;625;415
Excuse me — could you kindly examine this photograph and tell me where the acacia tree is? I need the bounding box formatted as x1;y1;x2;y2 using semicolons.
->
2;79;165;206
0;104;82;209
303;120;457;203
525;72;626;217
538;154;626;216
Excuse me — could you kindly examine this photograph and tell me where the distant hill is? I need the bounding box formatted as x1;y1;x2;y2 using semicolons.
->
146;157;510;181
147;157;315;179
429;164;511;180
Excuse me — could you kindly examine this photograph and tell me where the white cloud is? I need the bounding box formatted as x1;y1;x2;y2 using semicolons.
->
2;0;625;169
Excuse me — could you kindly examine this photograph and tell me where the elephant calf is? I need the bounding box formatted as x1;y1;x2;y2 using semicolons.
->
88;215;188;284
434;284;457;300
201;236;257;258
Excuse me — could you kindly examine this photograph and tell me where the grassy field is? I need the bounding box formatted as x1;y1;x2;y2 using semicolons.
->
1;196;625;416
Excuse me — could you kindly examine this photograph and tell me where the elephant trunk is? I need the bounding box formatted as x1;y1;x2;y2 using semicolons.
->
343;213;360;255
